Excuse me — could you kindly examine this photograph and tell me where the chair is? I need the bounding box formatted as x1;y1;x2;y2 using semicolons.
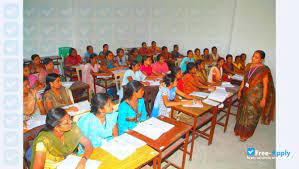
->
23;125;46;169
58;47;71;81
114;71;125;103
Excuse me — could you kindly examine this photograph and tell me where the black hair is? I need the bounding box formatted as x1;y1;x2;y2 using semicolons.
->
121;80;143;102
86;45;93;51
44;73;60;93
203;48;209;52
187;50;193;56
142;42;146;46
173;44;178;49
163;74;176;87
31;54;39;61
130;48;138;55
106;51;113;56
185;62;196;74
162;46;167;51
235;55;241;61
142;56;152;65
43;108;68;131
23;63;30;68
226;54;233;60
116;48;124;55
255;50;266;59
129;60;139;70
103;44;108;48
23;76;29;82
240;53;247;58
194;48;200;53
89;53;97;63
217;57;225;63
212;46;217;50
43;57;53;65
170;66;181;76
195;60;204;69
69;48;76;55
157;54;163;61
151;41;156;45
90;93;110;115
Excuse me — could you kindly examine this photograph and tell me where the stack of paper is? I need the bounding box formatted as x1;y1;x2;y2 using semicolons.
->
231;74;244;81
26;114;46;130
133;117;174;140
63;100;90;116
182;102;204;108
203;98;220;107
57;155;101;169
207;87;230;103
189;92;209;98
101;133;146;160
62;82;74;88
221;82;235;88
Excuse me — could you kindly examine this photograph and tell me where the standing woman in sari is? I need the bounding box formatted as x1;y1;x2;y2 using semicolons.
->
234;50;275;141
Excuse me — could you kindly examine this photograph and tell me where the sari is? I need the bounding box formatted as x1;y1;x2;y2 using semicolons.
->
196;69;208;82
43;87;73;113
234;65;275;139
30;123;82;169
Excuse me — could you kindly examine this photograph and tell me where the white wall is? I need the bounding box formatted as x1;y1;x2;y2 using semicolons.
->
24;0;275;79
230;0;276;80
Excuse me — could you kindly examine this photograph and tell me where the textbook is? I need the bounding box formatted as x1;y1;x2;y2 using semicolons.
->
57;155;101;169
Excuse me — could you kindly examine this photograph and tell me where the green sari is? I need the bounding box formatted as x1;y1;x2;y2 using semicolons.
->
30;123;82;169
234;65;275;139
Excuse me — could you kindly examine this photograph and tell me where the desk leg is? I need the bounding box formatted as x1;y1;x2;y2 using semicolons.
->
224;97;232;132
93;77;97;94
182;131;190;169
208;107;218;145
189;116;197;161
157;153;162;169
153;156;158;169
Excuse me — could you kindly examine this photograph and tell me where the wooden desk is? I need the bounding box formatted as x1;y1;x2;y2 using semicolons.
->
89;146;159;169
69;81;90;103
171;102;217;160
129;116;192;169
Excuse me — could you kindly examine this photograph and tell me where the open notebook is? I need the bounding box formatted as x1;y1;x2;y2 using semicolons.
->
57;155;101;169
207;87;230;103
63;100;90;116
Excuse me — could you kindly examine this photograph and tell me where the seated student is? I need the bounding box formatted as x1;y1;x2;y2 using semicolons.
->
223;54;239;76
160;46;173;61
208;57;225;84
180;50;195;73
99;44;111;57
43;73;77;113
115;48;129;66
203;48;214;65
149;41;161;55
151;74;201;118
140;56;162;79
24;64;45;90
30;108;93;169
171;67;184;91
30;54;45;74
152;55;170;76
211;46;220;61
195;60;213;86
82;54;111;94
128;48;143;63
138;42;151;57
77;93;118;154
39;58;60;83
233;55;244;74
122;61;150;86
84;45;96;63
194;48;203;61
171;44;184;59
118;81;147;135
240;53;247;70
183;63;215;94
23;77;46;123
105;51;122;70
64;48;82;66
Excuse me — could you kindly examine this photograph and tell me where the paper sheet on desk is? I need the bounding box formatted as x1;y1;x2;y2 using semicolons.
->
221;82;235;88
231;74;244;81
203;99;220;107
62;82;74;88
101;133;146;160
133;117;174;140
207;87;230;103
63;100;90;116
143;80;160;86
26;114;46;130
182;103;203;108
57;155;101;169
189;92;209;98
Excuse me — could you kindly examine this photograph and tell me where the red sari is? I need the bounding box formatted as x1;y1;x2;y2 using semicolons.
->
234;65;275;139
